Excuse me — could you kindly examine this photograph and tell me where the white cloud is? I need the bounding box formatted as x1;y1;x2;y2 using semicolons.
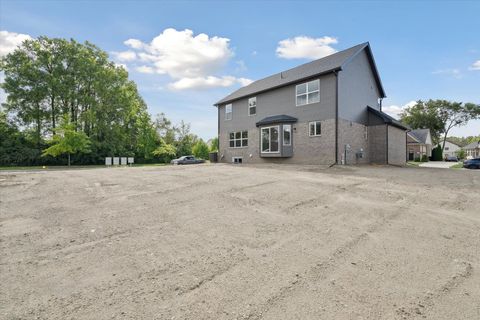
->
276;36;338;60
383;100;416;118
114;63;128;71
122;28;249;90
111;50;137;62
237;77;254;87
432;68;462;79
124;38;144;50
469;60;480;70
135;65;154;74
168;76;250;91
0;30;31;57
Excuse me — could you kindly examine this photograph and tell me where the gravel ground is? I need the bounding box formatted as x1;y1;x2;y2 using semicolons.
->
1;164;479;320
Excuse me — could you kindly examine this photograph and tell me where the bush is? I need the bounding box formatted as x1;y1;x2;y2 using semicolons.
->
431;145;443;161
421;155;428;162
192;140;210;160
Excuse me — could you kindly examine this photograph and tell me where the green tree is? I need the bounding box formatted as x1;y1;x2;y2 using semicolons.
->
1;36;161;165
42;116;91;166
209;137;219;152
401;100;480;150
152;139;177;163
455;149;466;160
192;139;210;160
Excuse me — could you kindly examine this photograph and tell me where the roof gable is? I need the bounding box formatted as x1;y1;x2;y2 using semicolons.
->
408;129;431;145
215;42;385;106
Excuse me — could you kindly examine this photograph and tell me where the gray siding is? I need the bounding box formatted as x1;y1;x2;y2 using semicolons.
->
219;73;337;163
338;50;381;124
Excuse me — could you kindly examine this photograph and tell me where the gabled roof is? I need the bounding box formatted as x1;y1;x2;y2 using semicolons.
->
215;42;386;106
256;114;297;127
367;106;409;130
463;141;480;150
407;129;431;144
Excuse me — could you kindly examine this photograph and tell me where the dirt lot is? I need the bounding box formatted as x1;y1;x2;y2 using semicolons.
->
1;164;479;320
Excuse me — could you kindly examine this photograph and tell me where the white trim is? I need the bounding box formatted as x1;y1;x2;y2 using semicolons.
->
296;79;320;106
248;97;257;116
225;104;232;121
232;157;243;164
308;121;321;137
261;125;280;153
229;130;248;148
283;124;292;146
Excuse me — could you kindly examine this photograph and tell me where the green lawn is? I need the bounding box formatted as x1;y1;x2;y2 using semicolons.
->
450;163;464;169
406;161;422;167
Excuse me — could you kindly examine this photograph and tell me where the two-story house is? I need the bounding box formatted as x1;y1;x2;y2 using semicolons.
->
214;42;408;165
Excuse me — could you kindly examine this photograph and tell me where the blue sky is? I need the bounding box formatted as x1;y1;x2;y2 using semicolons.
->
1;0;479;139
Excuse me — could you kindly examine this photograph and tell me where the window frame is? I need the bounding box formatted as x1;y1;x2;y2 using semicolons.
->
283;124;292;146
296;79;320;106
248;97;257;116
229;130;248;148
225;104;232;121
309;121;321;137
261;125;280;153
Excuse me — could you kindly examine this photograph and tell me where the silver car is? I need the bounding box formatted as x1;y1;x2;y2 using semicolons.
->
170;155;205;165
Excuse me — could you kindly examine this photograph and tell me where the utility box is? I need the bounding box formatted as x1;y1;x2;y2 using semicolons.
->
120;157;127;165
113;157;120;165
105;157;112;166
128;157;134;165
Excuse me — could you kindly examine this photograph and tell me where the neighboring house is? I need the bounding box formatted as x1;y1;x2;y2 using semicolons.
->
439;140;461;158
214;42;408;165
463;140;480;159
406;129;432;161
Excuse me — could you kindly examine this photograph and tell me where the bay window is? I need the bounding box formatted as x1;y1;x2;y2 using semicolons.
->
283;124;291;146
261;126;279;153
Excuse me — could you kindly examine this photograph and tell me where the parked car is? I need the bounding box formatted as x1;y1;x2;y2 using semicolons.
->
170;155;205;165
445;155;458;162
463;158;480;169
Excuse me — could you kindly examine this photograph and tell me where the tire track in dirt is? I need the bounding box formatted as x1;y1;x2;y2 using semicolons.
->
395;260;473;319
242;208;405;320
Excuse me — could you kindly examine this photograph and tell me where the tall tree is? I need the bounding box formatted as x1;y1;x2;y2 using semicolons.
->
42;116;91;166
400;100;480;149
192;139;210;160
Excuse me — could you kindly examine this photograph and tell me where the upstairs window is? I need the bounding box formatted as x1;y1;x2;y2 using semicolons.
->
248;97;256;116
296;79;320;106
309;121;321;136
225;104;232;120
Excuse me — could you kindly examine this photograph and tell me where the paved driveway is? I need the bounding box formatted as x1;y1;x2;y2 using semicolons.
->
419;161;459;169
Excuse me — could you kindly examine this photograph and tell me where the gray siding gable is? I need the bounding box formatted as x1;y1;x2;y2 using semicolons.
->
215;42;386;107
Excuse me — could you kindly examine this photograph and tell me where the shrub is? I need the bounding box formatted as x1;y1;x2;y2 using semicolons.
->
421;155;428;162
431;145;443;161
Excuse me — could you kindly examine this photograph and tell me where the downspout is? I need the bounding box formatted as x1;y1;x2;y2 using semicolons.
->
333;70;339;165
386;124;389;164
379;98;383;112
217;105;220;161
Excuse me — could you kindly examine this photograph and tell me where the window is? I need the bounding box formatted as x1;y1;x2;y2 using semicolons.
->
283;125;291;146
261;126;279;153
296;79;320;106
445;147;449;151
309;121;321;136
225;104;232;120
229;130;248;148
248;97;256;116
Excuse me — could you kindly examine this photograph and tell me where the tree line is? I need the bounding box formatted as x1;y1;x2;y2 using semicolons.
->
0;37;217;166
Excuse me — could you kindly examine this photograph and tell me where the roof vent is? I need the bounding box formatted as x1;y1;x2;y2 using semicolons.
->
280;72;286;79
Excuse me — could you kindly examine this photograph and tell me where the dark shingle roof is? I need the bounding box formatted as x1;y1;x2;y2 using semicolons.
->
215;42;385;105
408;129;431;144
256;115;297;127
367;106;409;130
463;141;480;150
